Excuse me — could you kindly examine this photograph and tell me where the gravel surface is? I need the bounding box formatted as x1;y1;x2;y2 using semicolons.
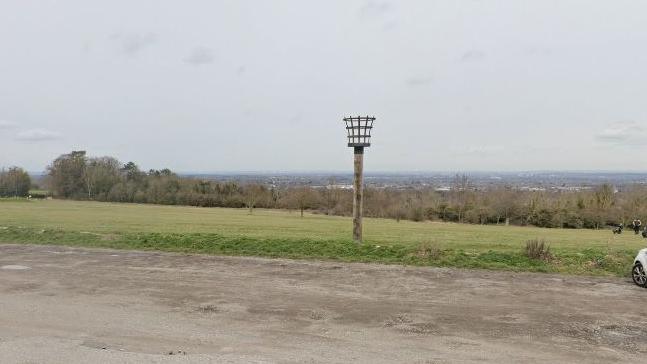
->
1;243;646;363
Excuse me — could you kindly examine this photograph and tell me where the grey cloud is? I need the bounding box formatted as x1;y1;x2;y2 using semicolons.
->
81;41;92;54
382;20;398;31
0;120;17;130
288;113;303;125
111;32;157;56
596;122;647;146
358;1;392;17
460;50;486;62
453;145;505;156
15;129;63;142
184;47;214;65
405;76;432;87
522;47;552;57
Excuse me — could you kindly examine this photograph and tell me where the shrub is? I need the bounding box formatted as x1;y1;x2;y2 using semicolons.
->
525;239;552;261
528;209;559;228
408;207;426;222
415;242;442;259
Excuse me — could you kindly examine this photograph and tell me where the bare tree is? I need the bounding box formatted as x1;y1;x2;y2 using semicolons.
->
592;184;615;229
491;187;518;225
322;177;341;215
451;174;473;223
243;184;266;214
285;186;318;217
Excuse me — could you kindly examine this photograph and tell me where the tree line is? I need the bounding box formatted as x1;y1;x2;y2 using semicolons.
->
17;150;647;229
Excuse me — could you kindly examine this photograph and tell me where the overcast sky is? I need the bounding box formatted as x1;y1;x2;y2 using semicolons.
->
1;0;647;173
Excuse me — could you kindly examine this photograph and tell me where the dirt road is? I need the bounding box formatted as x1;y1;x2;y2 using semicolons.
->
1;243;647;363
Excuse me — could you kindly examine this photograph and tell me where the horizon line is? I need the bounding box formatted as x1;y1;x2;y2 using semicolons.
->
27;169;647;176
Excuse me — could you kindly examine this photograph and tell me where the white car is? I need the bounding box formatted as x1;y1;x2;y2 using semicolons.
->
632;248;647;287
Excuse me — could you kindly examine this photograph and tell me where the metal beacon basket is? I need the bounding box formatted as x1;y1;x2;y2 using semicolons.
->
344;116;374;148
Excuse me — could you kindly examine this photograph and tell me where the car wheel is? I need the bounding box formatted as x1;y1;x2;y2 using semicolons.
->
632;263;647;287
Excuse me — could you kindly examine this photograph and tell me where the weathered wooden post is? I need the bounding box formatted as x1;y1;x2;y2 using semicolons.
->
344;116;375;243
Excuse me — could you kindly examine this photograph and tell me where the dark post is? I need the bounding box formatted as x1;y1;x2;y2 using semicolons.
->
353;146;364;242
344;116;375;243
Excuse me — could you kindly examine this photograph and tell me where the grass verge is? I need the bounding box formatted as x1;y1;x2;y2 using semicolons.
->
0;226;634;277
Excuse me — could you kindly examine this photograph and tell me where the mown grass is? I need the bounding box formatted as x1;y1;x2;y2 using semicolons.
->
0;199;642;276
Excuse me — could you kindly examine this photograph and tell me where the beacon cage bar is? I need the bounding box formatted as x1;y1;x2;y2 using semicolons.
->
344;116;374;148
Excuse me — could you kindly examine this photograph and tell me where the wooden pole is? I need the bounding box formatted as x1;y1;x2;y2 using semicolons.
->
353;146;364;243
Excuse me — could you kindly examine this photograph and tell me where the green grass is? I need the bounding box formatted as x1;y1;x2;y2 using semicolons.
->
0;199;641;277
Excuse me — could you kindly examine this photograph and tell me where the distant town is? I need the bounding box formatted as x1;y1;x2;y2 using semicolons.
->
181;171;647;191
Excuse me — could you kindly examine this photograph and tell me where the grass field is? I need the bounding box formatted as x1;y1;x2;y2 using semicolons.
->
0;199;643;276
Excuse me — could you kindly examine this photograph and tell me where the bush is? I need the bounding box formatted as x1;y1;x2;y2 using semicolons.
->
528;209;559;228
525;239;552;261
563;212;584;229
408;207;426;222
414;242;442;259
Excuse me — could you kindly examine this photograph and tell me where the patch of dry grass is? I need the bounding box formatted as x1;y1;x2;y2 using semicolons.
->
525;239;552;261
